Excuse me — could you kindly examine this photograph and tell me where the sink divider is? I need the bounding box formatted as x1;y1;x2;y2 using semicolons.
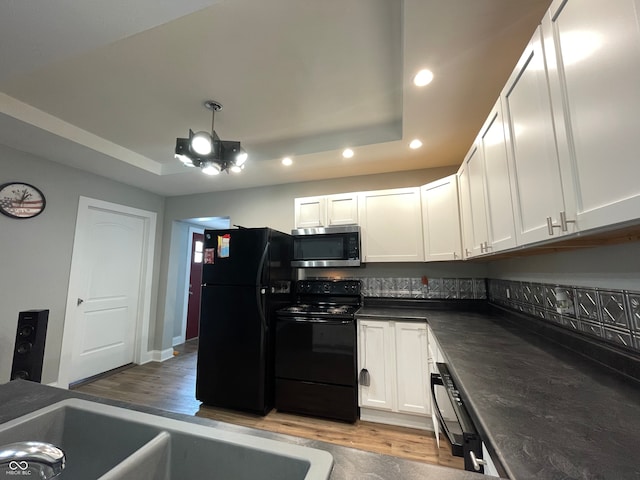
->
98;430;171;480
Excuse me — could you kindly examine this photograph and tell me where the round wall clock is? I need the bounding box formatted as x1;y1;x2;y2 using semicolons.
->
0;182;46;219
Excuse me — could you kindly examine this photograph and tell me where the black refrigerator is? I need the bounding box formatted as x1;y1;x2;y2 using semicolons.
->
196;227;292;415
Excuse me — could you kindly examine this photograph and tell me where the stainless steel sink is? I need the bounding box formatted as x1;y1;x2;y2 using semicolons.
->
0;399;333;480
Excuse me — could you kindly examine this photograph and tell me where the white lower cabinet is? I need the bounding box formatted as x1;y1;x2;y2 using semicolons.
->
482;443;500;477
357;320;395;411
357;319;431;430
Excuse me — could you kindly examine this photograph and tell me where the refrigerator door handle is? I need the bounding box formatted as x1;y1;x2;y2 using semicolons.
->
256;241;270;333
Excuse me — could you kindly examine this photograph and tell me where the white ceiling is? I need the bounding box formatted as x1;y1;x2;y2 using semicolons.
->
0;0;551;197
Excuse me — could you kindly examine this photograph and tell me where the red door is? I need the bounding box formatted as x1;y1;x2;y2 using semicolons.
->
186;232;204;340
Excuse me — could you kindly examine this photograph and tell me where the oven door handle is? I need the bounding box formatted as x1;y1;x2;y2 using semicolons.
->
277;316;353;325
431;372;463;456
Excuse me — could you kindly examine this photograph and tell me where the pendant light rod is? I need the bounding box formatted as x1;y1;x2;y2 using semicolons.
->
204;100;222;136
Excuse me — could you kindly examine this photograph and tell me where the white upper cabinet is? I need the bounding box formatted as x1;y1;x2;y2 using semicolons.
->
326;193;359;226
421;174;462;261
359;188;425;262
458;143;489;258
479;99;518;252
294;196;326;229
543;0;640;232
502;26;573;245
294;193;358;229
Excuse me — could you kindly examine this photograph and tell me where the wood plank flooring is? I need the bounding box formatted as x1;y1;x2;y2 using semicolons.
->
73;340;463;470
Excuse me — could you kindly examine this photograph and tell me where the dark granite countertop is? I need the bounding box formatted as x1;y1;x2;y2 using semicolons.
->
357;303;640;479
0;380;485;480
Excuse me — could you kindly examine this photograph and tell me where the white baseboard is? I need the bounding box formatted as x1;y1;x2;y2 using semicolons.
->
359;407;434;431
47;382;60;388
172;335;184;347
149;348;175;362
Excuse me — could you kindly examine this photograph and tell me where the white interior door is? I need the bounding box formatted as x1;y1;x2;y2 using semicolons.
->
59;197;156;386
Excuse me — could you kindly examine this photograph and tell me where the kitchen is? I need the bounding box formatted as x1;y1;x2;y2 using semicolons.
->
2;0;640;478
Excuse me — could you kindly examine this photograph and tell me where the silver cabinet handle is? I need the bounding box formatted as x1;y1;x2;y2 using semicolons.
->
546;216;561;235
465;248;472;257
358;368;370;386
469;450;487;472
560;211;576;232
548;212;575;235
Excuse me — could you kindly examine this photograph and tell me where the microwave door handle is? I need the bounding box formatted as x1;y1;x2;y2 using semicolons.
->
430;372;458;451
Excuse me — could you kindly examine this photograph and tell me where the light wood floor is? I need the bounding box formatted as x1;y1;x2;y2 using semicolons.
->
73;340;463;470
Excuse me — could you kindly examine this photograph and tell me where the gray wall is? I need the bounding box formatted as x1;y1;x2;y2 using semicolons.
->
3;142;636;387
158;166;459;348
485;242;640;291
0;145;164;385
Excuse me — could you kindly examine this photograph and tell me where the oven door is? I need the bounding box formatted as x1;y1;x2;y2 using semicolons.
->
275;316;356;385
430;363;485;473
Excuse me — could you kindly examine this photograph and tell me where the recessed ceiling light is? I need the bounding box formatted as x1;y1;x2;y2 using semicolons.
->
342;148;354;159
282;157;293;166
413;69;434;87
409;139;423;149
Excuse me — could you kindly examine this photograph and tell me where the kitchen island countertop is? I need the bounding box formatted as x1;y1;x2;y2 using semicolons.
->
357;304;640;479
0;380;485;480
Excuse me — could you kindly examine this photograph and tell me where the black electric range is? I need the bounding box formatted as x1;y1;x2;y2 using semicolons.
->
274;279;361;422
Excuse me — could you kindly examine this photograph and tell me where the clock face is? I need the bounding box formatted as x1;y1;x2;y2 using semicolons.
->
0;182;46;219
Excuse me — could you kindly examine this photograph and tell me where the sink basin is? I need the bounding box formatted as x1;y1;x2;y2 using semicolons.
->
0;399;333;480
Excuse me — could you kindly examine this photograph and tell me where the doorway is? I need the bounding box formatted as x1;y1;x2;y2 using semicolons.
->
175;217;230;347
58;197;157;388
186;232;204;340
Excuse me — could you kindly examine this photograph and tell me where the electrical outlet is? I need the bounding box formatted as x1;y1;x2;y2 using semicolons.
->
555;288;574;315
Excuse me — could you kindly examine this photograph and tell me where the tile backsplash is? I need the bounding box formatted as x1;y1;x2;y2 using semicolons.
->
488;279;640;353
358;277;487;299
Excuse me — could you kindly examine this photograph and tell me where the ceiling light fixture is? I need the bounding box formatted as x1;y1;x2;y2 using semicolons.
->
342;148;354;159
409;139;423;149
282;157;293;166
413;69;434;87
175;100;247;175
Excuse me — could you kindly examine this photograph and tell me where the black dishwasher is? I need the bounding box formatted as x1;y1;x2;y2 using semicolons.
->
430;362;487;473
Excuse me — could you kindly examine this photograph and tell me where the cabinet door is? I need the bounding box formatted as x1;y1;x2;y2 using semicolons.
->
327;193;358;226
480;99;517;252
458;144;489;258
544;0;640;232
395;322;430;415
294;196;326;228
502;26;569;245
358;320;395;411
358;188;425;262
421;175;463;261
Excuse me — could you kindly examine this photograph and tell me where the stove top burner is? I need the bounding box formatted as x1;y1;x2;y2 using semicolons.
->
278;279;362;318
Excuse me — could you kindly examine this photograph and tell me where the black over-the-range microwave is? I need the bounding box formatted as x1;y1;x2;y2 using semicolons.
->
291;225;361;268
